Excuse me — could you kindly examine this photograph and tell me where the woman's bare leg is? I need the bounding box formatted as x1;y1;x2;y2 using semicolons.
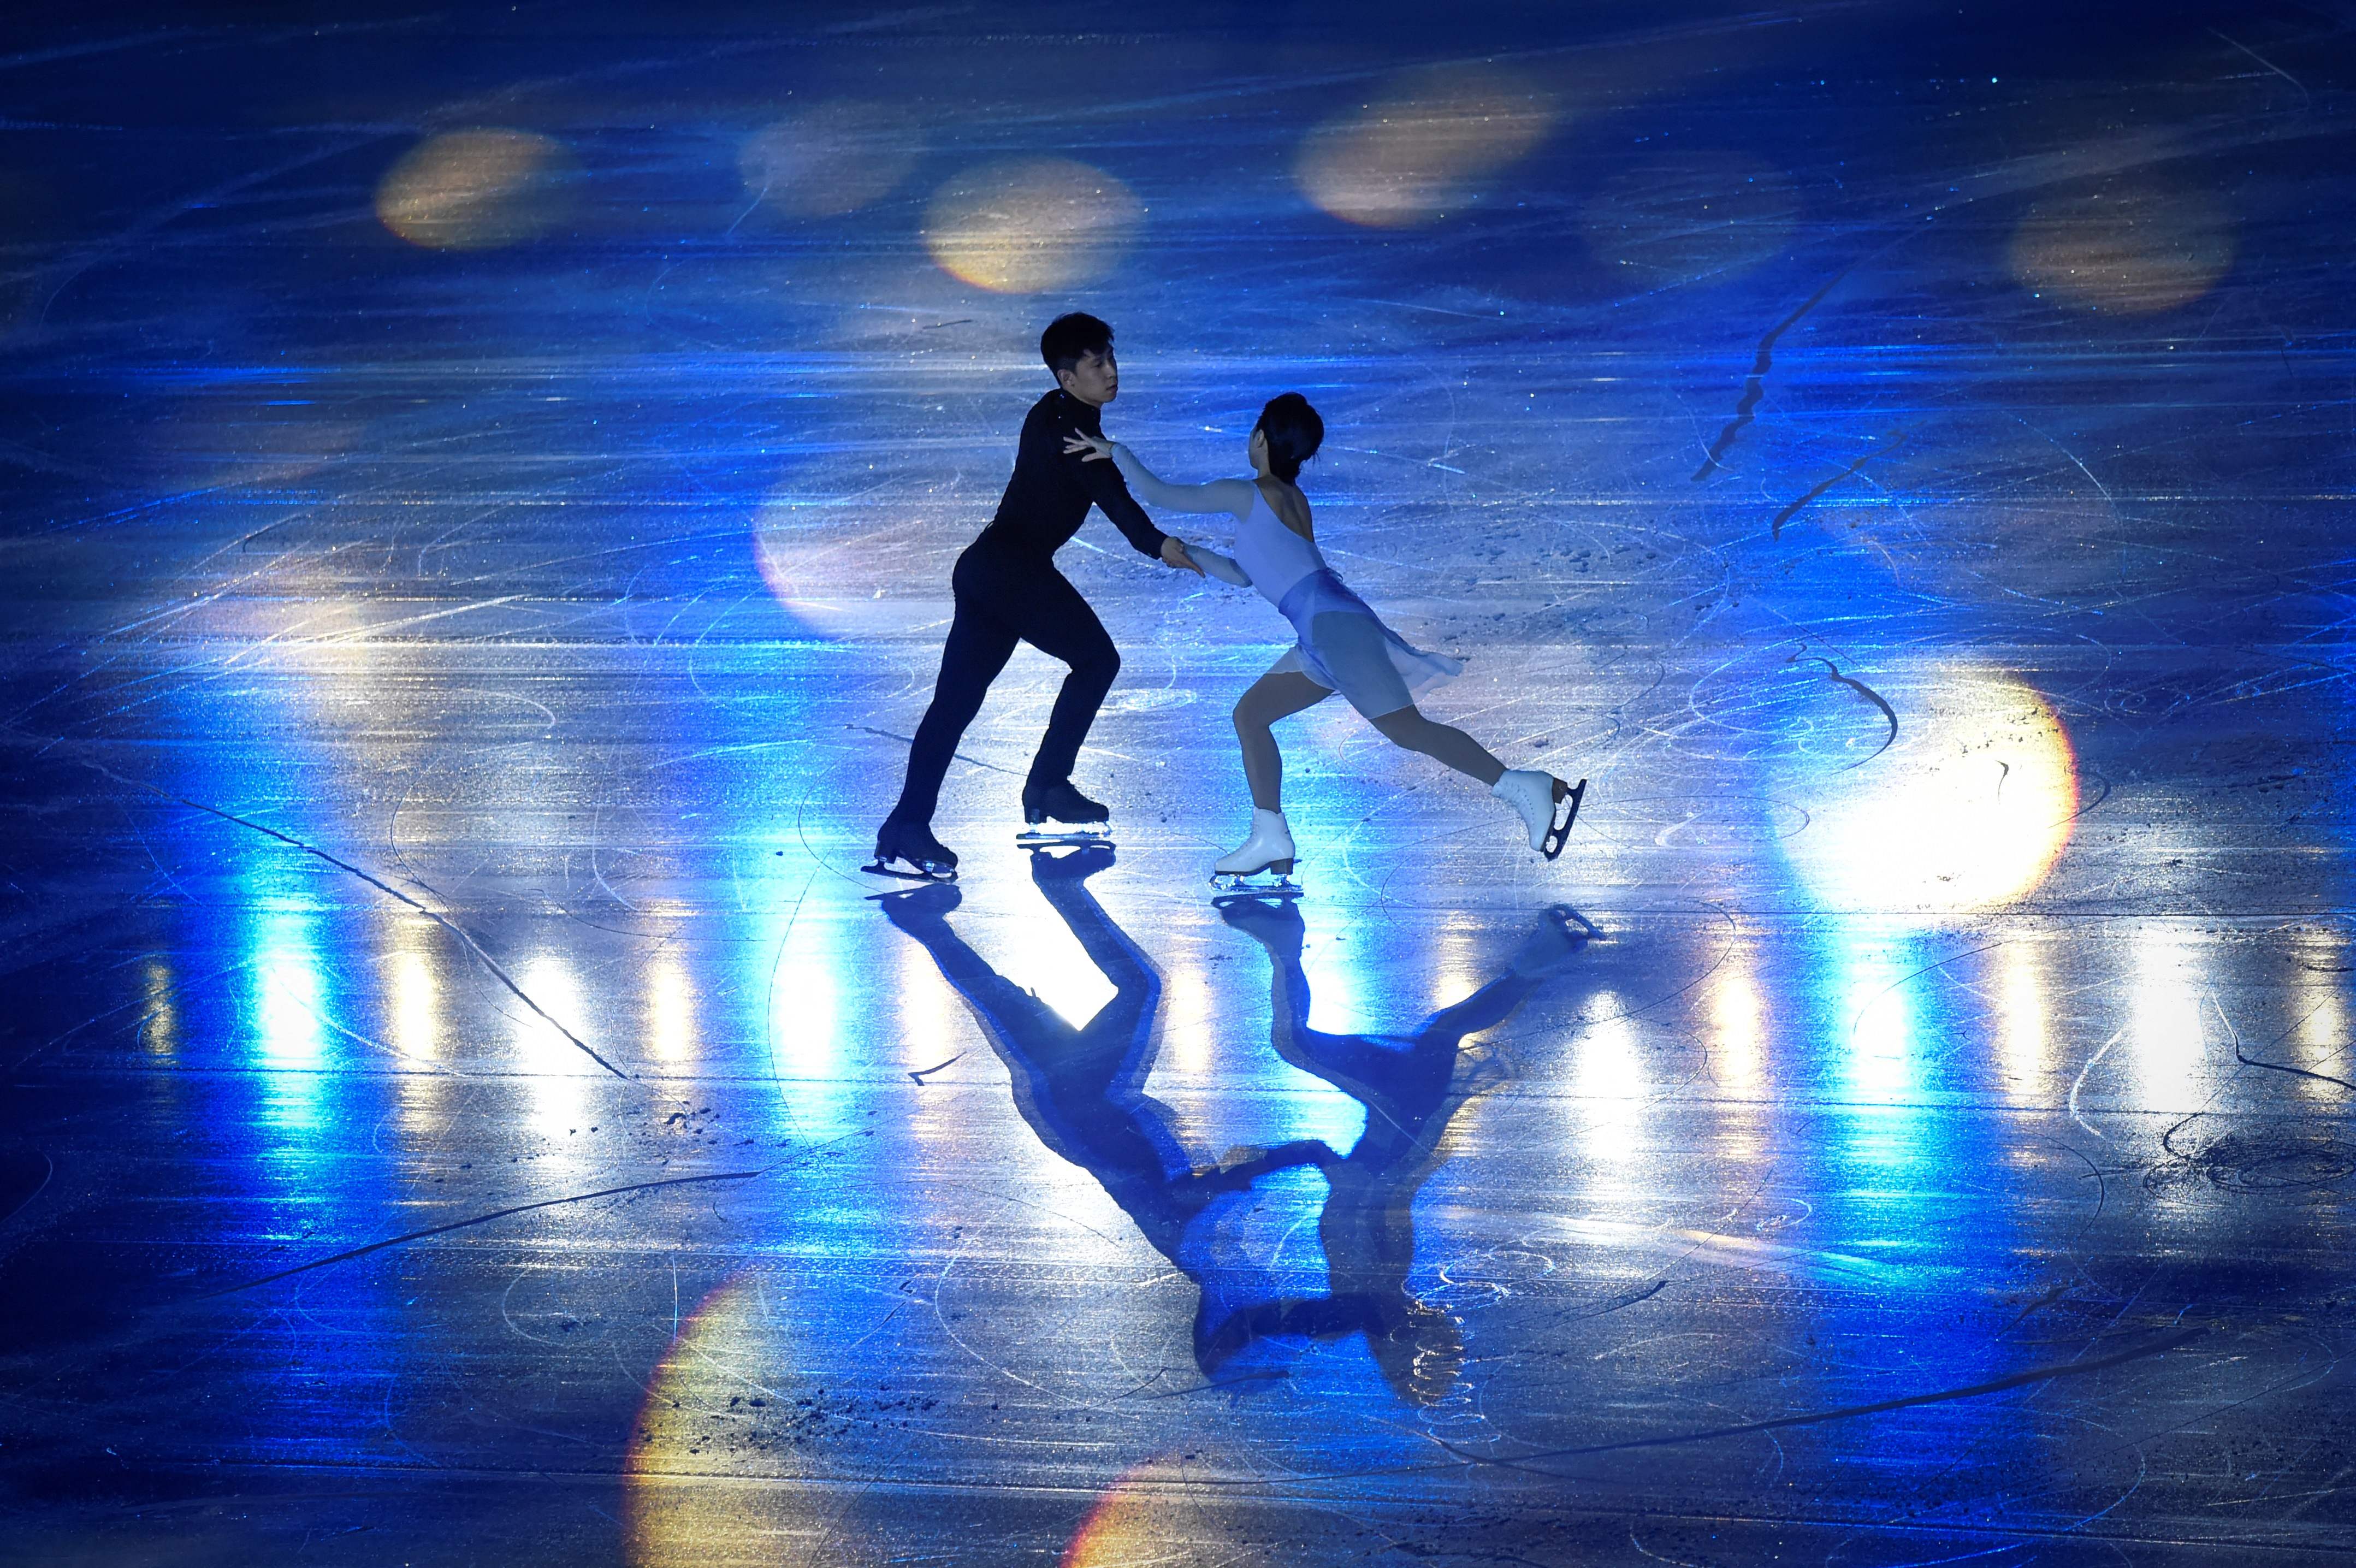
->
1369;703;1507;787
1233;672;1334;810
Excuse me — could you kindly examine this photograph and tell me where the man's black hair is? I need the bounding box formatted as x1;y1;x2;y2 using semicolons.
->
1040;312;1114;376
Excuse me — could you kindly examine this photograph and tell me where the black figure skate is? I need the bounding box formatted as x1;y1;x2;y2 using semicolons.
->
1015;779;1113;848
866;818;959;881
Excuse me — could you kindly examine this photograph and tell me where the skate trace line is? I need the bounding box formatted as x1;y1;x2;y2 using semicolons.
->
1792;654;1899;768
88;762;631;1081
1692;266;1854;480
208;1167;766;1297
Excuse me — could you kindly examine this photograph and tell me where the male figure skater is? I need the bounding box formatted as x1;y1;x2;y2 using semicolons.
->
871;313;1198;879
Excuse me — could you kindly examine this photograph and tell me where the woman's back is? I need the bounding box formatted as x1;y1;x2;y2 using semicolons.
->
1233;484;1327;605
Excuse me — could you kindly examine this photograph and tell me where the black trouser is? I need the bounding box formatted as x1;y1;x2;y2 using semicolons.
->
887;540;1120;826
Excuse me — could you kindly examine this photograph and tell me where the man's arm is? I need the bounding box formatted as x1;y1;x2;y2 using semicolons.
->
1063;423;1170;560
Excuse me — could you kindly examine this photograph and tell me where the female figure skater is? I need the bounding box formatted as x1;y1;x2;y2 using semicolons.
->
1065;394;1583;890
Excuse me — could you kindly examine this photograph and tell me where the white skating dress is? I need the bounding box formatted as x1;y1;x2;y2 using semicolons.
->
1110;447;1463;719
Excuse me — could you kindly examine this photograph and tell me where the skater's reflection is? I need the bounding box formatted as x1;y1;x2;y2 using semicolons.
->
876;847;1594;1401
1209;893;1595;1403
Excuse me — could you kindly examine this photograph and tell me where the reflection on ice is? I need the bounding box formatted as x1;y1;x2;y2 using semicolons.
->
1780;662;2077;919
1295;64;1555;228
2008;176;2237;315
922;158;1141;293
1572;998;1645;1168
1704;950;1766;1096
376;129;577;251
516;953;593;1140
1998;938;2051;1092
736;102;921;219
2128;927;2206;1111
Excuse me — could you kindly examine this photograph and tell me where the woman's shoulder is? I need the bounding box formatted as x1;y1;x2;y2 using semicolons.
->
1254;477;1313;537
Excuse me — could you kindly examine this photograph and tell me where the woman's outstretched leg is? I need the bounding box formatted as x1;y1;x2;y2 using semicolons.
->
1232;671;1331;810
1368;703;1506;786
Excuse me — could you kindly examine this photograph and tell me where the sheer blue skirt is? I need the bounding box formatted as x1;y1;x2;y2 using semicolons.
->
1268;569;1464;719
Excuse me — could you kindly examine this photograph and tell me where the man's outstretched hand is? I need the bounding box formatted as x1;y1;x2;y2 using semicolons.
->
1162;535;1204;573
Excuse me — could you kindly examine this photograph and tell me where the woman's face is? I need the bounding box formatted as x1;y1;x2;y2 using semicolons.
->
1248;427;1268;472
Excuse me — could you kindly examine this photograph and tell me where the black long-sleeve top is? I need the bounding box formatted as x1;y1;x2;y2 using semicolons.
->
977;389;1169;561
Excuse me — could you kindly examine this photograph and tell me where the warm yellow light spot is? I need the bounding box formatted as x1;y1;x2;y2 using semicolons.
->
377;129;575;251
1295;64;1556;228
924;158;1141;293
1063;1457;1274;1568
737;102;920;217
2008;179;2236;313
627;1275;814;1567
1787;664;2077;917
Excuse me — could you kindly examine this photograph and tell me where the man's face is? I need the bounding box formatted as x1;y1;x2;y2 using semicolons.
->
1057;348;1118;406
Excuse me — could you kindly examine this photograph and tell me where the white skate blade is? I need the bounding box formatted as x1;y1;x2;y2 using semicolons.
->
1016;821;1114;847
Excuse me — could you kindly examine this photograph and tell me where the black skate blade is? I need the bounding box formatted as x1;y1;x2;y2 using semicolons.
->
1541;778;1588;861
863;855;957;883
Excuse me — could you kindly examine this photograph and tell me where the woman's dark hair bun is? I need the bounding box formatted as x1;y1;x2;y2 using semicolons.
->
1254;393;1324;484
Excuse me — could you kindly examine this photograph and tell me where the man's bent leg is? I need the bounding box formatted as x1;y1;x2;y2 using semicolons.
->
889;596;1020;825
1012;569;1120;789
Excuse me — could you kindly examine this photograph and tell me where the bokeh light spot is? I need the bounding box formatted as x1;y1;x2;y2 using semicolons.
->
737;102;921;218
376;129;576;251
1781;664;2077;917
2007;177;2236;313
1583;150;1800;283
923;158;1142;293
1295;64;1556;228
1064;1456;1274;1568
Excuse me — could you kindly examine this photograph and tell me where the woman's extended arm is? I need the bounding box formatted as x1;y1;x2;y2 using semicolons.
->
1185;545;1252;587
1064;433;1256;519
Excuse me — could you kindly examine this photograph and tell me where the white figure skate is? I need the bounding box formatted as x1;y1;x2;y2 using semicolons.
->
1492;770;1586;860
1209;807;1302;897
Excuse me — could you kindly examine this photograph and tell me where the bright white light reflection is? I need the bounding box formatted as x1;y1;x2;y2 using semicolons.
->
1784;664;2076;918
1839;938;1916;1107
999;904;1116;1032
516;954;593;1140
648;949;697;1068
1573;1001;1645;1167
2128;928;2205;1111
768;908;854;1136
1998;940;2049;1092
1299;917;1373;1038
1706;955;1765;1095
1162;954;1214;1077
390;944;439;1062
251;908;327;1133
